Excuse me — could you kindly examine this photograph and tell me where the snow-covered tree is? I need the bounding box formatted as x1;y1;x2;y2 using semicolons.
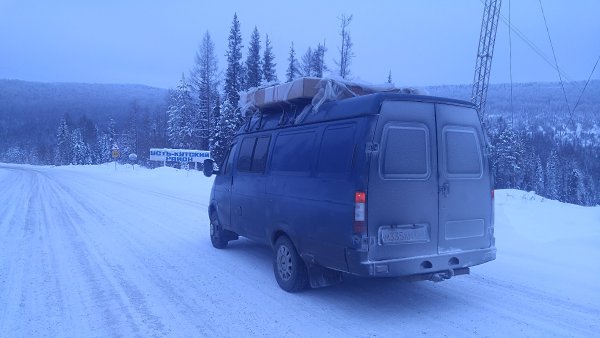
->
545;150;561;200
534;155;545;194
335;14;354;79
70;128;92;165
209;95;222;159
244;26;262;90
56;115;71;165
190;31;219;151
167;75;195;149
286;42;300;82
492;126;524;189
212;100;237;164
262;34;278;83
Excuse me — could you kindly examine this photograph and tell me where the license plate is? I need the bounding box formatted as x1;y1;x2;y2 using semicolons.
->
379;224;429;244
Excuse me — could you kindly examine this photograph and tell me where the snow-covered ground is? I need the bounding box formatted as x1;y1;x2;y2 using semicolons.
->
0;163;598;337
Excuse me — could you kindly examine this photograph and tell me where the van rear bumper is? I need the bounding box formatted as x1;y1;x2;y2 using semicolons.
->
345;247;496;277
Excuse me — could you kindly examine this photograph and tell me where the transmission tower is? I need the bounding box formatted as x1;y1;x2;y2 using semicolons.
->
472;0;503;123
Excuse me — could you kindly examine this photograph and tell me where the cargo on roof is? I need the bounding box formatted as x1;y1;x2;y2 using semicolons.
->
239;77;422;112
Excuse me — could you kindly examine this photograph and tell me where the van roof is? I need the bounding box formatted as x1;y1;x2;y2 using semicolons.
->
238;92;476;135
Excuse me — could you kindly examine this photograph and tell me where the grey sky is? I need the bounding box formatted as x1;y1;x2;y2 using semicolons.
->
1;0;598;89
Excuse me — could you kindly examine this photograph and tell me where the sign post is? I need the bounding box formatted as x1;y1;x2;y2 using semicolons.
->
111;144;120;170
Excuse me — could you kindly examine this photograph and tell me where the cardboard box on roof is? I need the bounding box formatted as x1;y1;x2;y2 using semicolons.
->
243;77;322;108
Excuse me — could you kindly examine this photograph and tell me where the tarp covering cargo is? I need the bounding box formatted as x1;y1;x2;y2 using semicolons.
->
239;77;423;114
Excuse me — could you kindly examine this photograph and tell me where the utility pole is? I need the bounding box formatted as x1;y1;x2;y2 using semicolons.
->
472;0;503;124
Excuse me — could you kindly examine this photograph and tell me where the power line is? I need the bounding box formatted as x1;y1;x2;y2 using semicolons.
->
538;0;576;130
508;0;514;126
482;0;573;81
573;54;600;118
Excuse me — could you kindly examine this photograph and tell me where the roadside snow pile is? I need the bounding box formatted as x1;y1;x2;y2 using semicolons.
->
495;189;600;243
485;189;600;306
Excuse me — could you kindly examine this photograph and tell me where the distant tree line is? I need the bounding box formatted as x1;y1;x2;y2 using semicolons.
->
488;116;599;206
1;13;598;207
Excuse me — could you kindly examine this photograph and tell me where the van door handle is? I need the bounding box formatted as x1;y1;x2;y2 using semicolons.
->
439;183;450;197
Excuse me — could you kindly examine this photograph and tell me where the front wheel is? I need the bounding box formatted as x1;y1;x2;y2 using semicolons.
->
273;236;309;292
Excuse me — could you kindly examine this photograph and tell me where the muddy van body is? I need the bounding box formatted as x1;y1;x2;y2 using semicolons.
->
204;80;496;291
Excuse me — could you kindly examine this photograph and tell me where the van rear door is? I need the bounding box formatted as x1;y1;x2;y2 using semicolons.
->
436;103;493;253
367;101;439;262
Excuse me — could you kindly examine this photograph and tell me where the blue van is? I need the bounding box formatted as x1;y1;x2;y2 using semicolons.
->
203;80;496;292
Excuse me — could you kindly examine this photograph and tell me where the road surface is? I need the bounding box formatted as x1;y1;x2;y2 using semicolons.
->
0;164;598;337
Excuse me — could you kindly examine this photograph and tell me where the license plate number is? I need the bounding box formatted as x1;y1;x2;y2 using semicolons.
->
379;224;429;244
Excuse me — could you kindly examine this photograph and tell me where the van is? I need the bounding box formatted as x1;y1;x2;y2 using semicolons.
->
203;78;496;292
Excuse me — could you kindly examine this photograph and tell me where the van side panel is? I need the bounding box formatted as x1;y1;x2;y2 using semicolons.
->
265;118;372;272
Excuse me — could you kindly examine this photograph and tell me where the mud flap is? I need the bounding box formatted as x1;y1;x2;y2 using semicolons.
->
307;263;343;288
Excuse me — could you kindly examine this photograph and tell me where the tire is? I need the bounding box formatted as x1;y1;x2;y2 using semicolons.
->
273;236;309;292
209;212;229;249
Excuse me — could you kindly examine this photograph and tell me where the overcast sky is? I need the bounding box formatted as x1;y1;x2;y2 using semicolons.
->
1;0;598;89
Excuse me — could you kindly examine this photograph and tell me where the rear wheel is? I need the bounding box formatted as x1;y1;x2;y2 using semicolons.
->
273;236;309;292
209;213;228;249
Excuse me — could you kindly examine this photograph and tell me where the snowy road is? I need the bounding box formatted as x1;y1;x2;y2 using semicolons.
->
1;164;599;337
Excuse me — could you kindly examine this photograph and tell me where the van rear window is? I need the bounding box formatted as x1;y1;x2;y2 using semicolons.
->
444;127;482;178
381;124;430;179
271;130;315;174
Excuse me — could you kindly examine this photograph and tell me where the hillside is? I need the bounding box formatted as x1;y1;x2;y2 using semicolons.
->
1;79;599;206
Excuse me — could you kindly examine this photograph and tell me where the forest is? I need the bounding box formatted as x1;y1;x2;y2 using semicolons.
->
0;14;598;206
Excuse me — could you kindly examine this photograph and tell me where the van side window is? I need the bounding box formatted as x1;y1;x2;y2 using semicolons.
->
380;123;430;179
251;136;270;173
317;124;356;177
237;138;255;172
271;130;315;174
444;127;483;178
222;143;236;175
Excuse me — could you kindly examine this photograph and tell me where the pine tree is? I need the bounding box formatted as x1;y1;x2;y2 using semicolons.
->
262;34;278;83
493;126;523;189
545;149;561;200
300;47;314;76
209;95;222;159
71;128;92;165
212;100;237;164
312;43;328;78
190;31;219;151
335;14;354;79
224;13;244;108
387;70;393;84
245;26;262;89
56;115;71;165
286;42;299;82
534;155;545;195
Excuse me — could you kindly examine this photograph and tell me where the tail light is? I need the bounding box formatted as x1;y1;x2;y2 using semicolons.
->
354;191;366;234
